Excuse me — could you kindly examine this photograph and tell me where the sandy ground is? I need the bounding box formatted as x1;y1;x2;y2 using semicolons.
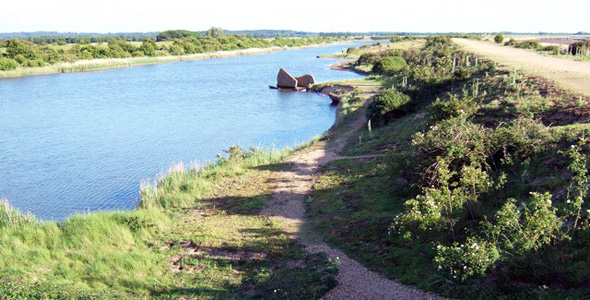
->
453;38;590;96
261;108;444;299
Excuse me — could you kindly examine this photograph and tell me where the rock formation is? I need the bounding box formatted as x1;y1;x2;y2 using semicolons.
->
277;68;298;89
295;74;315;89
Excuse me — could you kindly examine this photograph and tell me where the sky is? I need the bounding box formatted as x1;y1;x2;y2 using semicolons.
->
1;0;589;34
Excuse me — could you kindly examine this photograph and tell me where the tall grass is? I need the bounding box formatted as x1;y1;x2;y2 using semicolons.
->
0;146;292;297
139;147;292;209
0;198;36;227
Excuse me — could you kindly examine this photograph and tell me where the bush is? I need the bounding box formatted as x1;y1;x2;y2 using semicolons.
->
372;56;407;75
504;38;518;46
0;57;18;70
516;40;541;50
494;34;505;44
484;193;562;255
434;237;500;280
541;45;562;55
367;89;412;126
428;94;478;121
390;36;403;43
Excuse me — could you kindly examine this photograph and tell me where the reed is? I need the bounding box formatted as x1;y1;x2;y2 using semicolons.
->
0;145;295;298
0;198;37;228
139;146;292;209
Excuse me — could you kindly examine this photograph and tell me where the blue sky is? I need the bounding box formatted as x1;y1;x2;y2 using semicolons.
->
2;0;589;33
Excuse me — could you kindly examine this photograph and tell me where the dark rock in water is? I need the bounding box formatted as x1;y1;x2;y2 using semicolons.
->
328;92;342;103
277;68;298;89
295;74;315;89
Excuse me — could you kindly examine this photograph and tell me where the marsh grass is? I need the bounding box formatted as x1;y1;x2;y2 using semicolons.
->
0;146;341;298
139;147;292;209
0;198;37;228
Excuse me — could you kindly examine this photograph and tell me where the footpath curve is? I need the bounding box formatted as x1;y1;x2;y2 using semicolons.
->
453;38;590;96
260;109;443;299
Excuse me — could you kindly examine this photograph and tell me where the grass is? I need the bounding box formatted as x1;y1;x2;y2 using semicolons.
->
0;147;338;298
306;38;590;299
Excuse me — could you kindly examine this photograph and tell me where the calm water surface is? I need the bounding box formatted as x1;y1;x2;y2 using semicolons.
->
0;42;370;220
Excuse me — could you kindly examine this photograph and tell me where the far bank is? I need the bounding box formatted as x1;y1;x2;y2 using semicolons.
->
0;39;366;79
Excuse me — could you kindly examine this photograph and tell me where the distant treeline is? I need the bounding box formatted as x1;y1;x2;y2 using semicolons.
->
2;29;587;45
0;29;345;70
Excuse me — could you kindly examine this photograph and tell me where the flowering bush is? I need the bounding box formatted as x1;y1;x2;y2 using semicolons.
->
434;237;499;279
485;192;561;254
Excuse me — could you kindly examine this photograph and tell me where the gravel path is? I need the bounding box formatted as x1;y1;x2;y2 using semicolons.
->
453;38;590;96
261;115;443;299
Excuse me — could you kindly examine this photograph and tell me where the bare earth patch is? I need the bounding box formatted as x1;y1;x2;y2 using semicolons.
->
261;87;444;299
453;38;590;96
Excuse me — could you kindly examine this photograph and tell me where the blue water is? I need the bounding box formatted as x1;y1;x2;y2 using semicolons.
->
0;41;370;220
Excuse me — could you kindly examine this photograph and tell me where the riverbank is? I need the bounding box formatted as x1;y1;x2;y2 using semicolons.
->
10;35;590;298
0;41;370;298
0;40;363;79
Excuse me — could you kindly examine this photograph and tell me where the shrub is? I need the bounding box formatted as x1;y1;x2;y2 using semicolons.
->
494;117;552;161
372;56;407;75
504;38;518;46
434;237;500;280
494;34;505;44
390;36;403;43
367;89;412;126
0;57;18;70
484;192;562;255
516;40;541;50
541;45;562;55
412;116;491;165
428;94;478;121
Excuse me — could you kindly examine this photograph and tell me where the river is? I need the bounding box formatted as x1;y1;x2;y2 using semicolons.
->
0;41;371;220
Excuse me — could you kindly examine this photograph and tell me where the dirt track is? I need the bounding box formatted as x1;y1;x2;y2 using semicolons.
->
261;96;443;299
453;38;590;96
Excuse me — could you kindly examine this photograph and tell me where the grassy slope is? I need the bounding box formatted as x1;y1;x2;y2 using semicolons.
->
0;149;337;299
307;39;590;299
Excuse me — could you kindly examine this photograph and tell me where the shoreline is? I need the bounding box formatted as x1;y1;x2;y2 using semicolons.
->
0;40;363;79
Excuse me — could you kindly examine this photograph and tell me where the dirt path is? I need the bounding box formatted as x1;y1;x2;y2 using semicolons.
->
453;38;590;96
261;111;443;299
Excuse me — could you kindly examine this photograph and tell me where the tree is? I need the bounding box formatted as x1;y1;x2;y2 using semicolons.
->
139;38;157;56
206;27;224;38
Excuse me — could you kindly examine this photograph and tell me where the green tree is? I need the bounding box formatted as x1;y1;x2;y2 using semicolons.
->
139;38;157;56
206;27;224;38
5;39;40;60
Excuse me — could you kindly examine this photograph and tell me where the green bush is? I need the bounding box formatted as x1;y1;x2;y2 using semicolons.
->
434;237;500;280
390;36;403;43
516;40;541;49
0;57;18;70
367;89;412;126
494;34;504;44
504;38;518;46
372;56;407;75
484;193;561;255
428;94;478;121
541;45;562;55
